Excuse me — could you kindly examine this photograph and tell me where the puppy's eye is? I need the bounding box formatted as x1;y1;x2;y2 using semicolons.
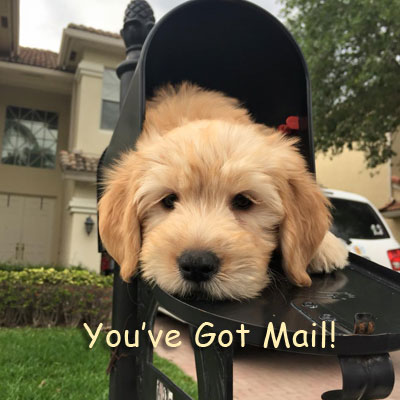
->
161;193;178;210
231;194;253;210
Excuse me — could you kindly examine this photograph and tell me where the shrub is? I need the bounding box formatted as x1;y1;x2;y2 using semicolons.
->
0;267;113;328
0;262;85;272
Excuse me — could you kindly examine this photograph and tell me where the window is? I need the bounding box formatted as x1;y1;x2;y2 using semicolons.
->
330;198;389;240
101;68;120;131
1;106;59;169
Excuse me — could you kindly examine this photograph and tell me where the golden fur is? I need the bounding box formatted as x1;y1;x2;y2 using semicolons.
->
99;82;348;300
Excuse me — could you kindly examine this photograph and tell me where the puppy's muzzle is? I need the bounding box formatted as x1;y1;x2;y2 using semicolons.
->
178;250;220;283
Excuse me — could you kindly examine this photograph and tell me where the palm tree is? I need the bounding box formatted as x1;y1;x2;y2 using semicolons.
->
1;109;57;169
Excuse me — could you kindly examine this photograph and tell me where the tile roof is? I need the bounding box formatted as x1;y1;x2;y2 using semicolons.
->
0;47;60;70
1;24;121;70
59;150;99;173
67;23;121;39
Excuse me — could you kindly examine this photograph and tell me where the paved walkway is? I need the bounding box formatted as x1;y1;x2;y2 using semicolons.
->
154;314;400;400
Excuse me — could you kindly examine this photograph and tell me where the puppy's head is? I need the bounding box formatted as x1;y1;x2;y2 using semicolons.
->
99;120;330;300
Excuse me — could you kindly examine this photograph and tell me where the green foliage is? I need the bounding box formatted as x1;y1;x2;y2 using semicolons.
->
154;354;198;399
0;262;85;272
0;328;198;400
0;328;109;400
280;0;400;168
0;267;113;327
0;267;113;287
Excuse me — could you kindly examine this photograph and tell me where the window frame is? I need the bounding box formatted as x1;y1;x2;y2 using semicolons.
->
100;68;120;131
1;105;59;170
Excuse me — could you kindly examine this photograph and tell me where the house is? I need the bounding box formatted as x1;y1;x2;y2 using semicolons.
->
0;0;124;271
0;0;399;272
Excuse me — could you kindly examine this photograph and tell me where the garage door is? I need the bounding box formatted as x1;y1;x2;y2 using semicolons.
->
0;194;55;265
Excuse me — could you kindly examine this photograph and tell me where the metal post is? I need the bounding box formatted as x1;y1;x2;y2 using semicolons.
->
98;1;155;399
117;0;155;107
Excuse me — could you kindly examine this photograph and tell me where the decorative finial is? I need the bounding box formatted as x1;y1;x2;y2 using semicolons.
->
117;0;155;102
121;0;155;54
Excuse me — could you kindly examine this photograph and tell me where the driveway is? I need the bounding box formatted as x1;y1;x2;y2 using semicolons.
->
154;314;400;400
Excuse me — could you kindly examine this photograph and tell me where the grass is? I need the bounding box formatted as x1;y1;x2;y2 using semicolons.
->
0;327;197;400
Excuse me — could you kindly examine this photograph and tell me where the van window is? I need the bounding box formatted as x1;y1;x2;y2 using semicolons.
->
329;198;389;240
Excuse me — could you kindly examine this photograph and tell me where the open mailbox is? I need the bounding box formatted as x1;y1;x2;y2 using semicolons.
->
104;0;315;171
99;1;400;399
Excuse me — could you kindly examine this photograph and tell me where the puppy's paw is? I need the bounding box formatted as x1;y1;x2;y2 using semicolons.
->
309;231;348;274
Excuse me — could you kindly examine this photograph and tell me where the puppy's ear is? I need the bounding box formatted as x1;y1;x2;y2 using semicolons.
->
277;146;331;287
98;153;142;282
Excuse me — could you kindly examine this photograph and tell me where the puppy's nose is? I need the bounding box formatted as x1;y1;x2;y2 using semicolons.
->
178;250;220;283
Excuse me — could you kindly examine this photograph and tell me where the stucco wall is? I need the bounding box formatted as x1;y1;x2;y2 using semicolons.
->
70;50;122;155
61;49;123;271
316;147;400;242
82;48;122;70
387;132;400;240
59;179;74;267
316;148;390;208
0;83;71;264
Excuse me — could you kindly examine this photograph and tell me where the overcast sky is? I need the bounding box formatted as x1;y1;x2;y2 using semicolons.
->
19;0;282;53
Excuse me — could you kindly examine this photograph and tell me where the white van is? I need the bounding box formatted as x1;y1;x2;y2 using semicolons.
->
323;188;400;271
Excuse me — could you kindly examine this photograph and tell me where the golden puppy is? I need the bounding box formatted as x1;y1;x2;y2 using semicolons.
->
99;83;348;300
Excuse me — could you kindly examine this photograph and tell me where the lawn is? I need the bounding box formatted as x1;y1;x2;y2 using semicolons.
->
0;327;197;400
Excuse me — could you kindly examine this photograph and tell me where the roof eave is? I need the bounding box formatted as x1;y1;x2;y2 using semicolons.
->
11;0;19;56
58;27;125;71
62;170;96;183
0;60;74;94
0;0;19;57
11;0;19;57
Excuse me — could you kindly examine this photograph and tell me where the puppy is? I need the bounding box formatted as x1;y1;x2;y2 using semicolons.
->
99;83;348;300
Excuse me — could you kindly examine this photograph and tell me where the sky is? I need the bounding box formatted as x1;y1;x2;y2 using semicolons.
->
19;0;282;53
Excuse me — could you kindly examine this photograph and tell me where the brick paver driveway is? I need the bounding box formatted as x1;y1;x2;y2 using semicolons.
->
155;314;400;400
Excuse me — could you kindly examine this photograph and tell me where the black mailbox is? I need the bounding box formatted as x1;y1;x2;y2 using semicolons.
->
104;0;314;173
99;1;400;399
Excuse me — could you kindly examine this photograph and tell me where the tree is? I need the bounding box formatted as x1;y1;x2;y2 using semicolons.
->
2;119;56;169
280;0;400;168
